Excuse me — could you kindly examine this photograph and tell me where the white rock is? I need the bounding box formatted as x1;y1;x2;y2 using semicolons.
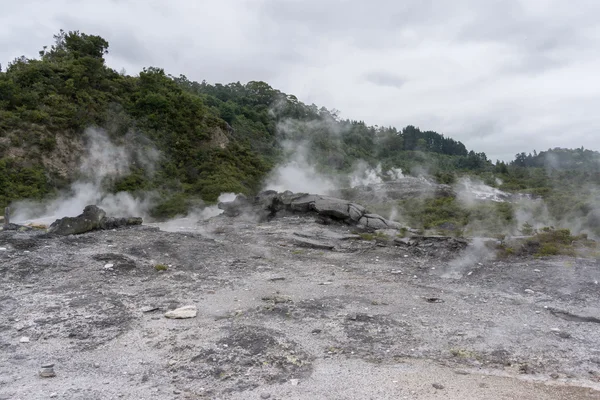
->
524;289;535;294
19;336;30;343
290;379;300;386
104;263;114;270
0;247;7;251
164;305;197;319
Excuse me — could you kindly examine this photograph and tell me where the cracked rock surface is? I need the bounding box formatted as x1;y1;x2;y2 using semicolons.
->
1;211;600;399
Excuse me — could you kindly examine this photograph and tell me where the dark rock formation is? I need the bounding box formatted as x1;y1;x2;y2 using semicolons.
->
218;190;404;231
100;217;143;230
47;205;143;236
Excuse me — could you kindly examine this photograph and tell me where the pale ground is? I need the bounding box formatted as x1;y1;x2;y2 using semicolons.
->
1;214;600;399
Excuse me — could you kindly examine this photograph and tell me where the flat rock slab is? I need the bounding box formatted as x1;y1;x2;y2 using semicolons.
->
290;237;335;250
165;305;197;319
293;231;360;241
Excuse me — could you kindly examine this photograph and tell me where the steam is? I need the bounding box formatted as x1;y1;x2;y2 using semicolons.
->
12;128;158;225
455;177;509;205
263;141;337;194
442;238;495;279
154;192;237;233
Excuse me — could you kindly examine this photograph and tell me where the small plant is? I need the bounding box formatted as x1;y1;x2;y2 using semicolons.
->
359;233;374;241
450;348;479;360
291;250;304;255
520;222;535;236
154;264;168;271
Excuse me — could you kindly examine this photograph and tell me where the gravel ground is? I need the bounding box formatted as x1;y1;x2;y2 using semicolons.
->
1;214;600;399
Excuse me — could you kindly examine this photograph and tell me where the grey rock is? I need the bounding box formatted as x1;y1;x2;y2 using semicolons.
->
218;194;251;217
48;205;143;236
165;305;197;319
217;190;412;234
312;197;352;219
359;214;391;230
291;237;335;250
348;204;365;221
260;393;271;399
289;194;320;212
39;364;56;378
432;383;445;390
99;217;143;230
48;205;106;235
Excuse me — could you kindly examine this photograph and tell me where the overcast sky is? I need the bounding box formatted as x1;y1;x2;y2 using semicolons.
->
2;0;600;161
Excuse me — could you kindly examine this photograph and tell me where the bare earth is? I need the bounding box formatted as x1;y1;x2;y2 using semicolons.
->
1;213;600;399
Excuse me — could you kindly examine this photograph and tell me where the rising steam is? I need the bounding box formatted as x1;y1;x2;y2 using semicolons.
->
12;128;158;225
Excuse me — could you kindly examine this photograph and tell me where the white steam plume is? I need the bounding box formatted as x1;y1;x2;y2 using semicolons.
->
263;141;337;194
12;128;159;225
153;192;237;233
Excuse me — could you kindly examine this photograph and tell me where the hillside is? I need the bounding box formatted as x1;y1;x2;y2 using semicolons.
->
1;30;600;225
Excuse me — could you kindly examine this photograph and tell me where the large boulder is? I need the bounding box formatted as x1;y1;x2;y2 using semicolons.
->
47;205;143;236
312;197;353;219
100;217;143;230
48;205;106;236
217;190;408;232
358;214;402;230
218;194;251;217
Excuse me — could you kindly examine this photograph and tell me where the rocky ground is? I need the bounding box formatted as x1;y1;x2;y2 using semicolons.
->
1;210;600;399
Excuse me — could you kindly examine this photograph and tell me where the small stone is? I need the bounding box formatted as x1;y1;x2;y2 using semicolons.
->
104;263;114;270
173;390;182;394
93;363;100;368
260;393;271;399
50;393;57;398
290;379;300;386
550;373;560;379
39;364;56;378
432;383;445;390
19;337;30;343
534;269;541;273
524;289;535;294
165;305;197;319
454;370;469;375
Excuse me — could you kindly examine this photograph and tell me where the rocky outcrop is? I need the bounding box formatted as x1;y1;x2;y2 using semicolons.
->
218;190;404;231
47;205;142;236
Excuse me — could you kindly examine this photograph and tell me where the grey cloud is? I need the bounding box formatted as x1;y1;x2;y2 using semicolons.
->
364;71;406;89
1;0;600;161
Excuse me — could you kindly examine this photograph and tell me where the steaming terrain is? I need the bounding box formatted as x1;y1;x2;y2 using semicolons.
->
1;192;600;399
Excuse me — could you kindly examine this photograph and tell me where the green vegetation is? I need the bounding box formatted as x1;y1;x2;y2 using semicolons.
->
527;228;595;257
397;196;514;236
497;227;597;258
1;30;600;231
154;264;168;271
